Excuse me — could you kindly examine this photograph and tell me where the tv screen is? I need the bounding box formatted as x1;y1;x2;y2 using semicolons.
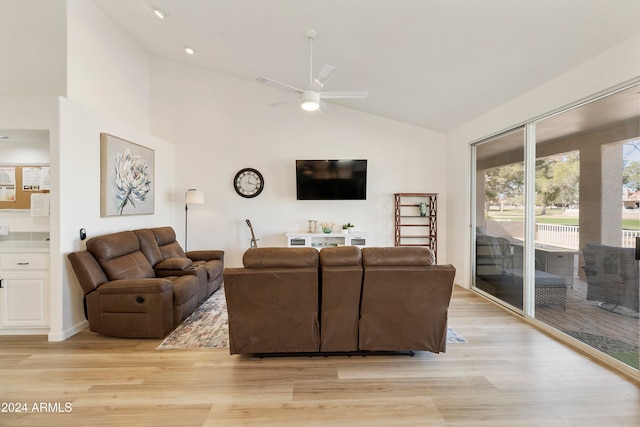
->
296;159;367;200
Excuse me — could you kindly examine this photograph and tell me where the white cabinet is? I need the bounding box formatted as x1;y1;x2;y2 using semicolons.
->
0;253;50;333
286;232;369;248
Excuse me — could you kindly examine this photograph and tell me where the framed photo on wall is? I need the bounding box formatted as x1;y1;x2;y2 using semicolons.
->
100;133;154;217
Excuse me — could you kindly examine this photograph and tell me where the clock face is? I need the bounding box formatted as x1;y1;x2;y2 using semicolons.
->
234;168;264;198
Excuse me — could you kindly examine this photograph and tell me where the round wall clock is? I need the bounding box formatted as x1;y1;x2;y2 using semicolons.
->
233;168;264;198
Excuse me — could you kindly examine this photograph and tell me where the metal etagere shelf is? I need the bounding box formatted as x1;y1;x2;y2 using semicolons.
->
394;193;438;262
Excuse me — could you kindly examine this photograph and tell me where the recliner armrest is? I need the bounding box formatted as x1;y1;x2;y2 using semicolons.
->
186;250;224;262
155;257;193;271
92;278;173;294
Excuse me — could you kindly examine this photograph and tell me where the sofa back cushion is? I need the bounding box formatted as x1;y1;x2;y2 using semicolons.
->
152;227;187;259
243;247;319;268
319;245;362;267
362;246;435;266
134;228;165;266
86;231;155;281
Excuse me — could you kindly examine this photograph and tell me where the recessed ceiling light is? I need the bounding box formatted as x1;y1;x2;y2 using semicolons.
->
185;46;195;55
152;6;167;20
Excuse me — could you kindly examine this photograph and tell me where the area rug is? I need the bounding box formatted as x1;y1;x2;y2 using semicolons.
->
158;287;466;350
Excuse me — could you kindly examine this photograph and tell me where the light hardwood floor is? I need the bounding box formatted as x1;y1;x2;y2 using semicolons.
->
1;286;639;426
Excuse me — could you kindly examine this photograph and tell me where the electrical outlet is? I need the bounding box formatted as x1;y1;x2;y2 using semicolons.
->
0;224;9;236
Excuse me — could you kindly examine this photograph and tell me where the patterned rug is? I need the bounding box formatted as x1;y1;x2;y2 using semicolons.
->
157;286;466;349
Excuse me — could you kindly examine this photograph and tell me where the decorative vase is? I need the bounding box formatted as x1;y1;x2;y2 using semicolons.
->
419;202;428;217
321;222;334;233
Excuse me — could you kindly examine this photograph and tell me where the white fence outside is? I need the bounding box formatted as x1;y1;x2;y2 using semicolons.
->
535;223;640;249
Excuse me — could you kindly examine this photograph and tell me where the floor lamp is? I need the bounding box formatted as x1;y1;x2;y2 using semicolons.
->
185;189;205;251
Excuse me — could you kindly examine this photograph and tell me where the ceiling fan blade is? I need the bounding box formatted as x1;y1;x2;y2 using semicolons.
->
256;76;304;94
319;91;368;99
269;97;298;107
310;65;336;91
318;100;330;113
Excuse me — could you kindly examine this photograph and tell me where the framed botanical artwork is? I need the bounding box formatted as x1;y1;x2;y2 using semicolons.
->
100;133;154;217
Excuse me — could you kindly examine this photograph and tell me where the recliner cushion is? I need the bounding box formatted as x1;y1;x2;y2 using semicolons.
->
134;228;165;266
152;227;187;259
86;231;155;281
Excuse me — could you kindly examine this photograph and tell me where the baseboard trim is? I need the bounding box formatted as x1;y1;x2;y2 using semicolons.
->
48;320;88;342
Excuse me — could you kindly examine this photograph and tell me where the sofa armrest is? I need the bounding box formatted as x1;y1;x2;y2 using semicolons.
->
93;278;173;294
155;257;193;271
186;250;224;262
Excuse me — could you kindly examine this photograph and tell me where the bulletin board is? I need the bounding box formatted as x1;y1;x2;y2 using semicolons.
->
0;165;50;210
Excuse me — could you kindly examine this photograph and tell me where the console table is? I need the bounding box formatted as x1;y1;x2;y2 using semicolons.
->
286;232;369;248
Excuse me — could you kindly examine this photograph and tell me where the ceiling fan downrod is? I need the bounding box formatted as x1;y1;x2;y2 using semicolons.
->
307;29;318;88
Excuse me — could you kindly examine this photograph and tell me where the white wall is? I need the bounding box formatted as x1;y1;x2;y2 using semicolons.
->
66;0;151;131
55;97;176;340
150;58;448;267
446;33;640;288
0;0;66;96
0;96;177;341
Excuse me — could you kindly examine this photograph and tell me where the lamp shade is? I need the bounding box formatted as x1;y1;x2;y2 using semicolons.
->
185;189;205;205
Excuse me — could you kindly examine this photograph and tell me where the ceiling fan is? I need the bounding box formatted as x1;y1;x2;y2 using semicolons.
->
256;29;368;112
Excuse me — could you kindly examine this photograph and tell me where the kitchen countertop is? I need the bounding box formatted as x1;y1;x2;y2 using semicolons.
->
0;241;50;253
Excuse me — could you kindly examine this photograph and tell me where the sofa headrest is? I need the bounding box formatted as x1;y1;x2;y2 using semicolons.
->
243;247;319;268
87;231;140;262
362;247;435;266
86;231;155;280
134;228;164;266
320;246;362;267
152;226;178;246
151;227;186;259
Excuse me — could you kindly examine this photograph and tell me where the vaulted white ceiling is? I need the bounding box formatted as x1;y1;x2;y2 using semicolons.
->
92;0;640;132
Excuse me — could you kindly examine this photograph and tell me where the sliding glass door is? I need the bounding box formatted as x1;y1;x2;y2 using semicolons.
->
532;86;639;371
472;84;640;373
474;128;526;311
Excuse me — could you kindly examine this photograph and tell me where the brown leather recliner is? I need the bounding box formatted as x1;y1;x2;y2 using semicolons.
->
135;226;224;304
358;247;455;353
224;247;320;354
319;246;363;352
68;231;200;338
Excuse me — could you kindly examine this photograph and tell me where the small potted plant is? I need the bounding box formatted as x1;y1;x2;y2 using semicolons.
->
342;222;355;234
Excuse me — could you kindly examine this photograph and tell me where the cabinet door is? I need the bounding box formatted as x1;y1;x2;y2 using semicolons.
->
0;273;49;328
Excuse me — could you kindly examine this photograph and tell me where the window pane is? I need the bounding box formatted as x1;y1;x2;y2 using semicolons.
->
474;128;526;311
533;86;640;371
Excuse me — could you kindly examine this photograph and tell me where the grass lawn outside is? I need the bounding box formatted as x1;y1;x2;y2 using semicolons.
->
487;207;640;230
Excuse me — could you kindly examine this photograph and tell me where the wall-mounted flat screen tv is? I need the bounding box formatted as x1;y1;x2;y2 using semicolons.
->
296;159;367;200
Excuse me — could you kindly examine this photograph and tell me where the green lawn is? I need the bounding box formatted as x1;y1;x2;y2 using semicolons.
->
486;208;640;230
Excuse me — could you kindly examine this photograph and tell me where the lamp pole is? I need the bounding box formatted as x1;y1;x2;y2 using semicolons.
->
184;189;205;252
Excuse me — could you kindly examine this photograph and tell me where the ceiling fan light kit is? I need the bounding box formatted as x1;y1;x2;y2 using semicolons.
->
256;29;367;113
300;91;320;111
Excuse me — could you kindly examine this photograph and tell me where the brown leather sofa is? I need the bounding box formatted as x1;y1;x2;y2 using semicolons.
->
67;226;224;338
135;226;224;303
319;245;363;352
358;247;455;353
224;247;320;354
224;246;455;355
